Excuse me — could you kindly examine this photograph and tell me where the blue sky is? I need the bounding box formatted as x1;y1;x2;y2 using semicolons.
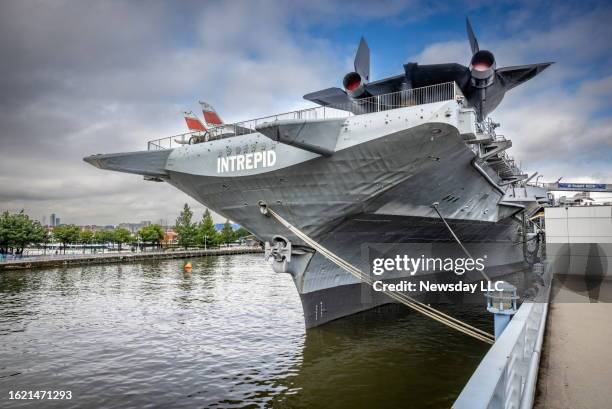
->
0;0;610;224
303;1;610;87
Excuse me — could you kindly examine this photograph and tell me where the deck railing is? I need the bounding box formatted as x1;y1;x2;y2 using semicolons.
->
147;81;461;150
453;263;551;409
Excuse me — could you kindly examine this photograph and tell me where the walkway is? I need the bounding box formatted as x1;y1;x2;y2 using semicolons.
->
0;246;263;271
534;278;612;409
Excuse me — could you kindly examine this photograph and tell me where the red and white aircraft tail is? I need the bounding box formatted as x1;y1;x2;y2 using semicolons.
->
199;101;224;127
183;111;206;132
179;103;229;145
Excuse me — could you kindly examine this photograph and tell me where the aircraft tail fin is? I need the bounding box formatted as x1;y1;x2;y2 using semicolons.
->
354;37;370;82
466;17;479;55
183;111;206;132
199;101;224;127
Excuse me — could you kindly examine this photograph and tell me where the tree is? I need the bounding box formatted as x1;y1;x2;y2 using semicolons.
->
40;228;51;254
234;227;250;240
220;219;235;245
112;228;133;251
79;229;94;253
53;224;81;253
79;229;94;244
197;209;218;248
0;211;9;254
0;212;8;253
93;229;112;244
138;224;165;249
0;210;46;254
175;203;197;249
93;229;113;253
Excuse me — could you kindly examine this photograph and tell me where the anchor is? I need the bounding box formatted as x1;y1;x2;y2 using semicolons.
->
264;235;292;274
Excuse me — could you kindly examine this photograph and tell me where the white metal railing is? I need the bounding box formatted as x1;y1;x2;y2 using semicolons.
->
147;81;461;150
453;264;551;409
472;115;523;180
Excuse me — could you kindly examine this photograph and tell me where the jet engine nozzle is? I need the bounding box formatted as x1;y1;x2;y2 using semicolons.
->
470;50;496;87
343;71;368;98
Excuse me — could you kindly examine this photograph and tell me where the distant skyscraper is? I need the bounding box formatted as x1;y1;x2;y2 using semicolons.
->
55;217;61;226
50;213;56;227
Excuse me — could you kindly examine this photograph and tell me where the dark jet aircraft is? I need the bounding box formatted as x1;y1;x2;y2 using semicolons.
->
304;18;552;121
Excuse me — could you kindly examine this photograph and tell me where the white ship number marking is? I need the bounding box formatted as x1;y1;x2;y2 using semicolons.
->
217;150;277;174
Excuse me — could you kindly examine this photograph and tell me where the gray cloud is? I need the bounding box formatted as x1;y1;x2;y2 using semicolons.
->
0;1;610;225
0;1;349;224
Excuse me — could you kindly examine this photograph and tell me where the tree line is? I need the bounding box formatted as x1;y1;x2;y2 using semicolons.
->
174;204;249;248
52;224;165;252
0;205;251;255
0;212;163;254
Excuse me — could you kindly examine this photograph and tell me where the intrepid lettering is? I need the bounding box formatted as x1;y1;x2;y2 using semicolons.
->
217;150;277;173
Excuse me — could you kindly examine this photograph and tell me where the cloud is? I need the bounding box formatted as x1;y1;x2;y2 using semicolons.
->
411;41;471;65
0;1;610;226
0;1;348;224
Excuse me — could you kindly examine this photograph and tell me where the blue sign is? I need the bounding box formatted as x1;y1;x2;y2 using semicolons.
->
558;183;607;190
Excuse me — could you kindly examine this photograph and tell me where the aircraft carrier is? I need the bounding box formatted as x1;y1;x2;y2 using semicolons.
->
85;19;551;328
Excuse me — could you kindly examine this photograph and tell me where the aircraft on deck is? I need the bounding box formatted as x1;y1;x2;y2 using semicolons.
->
304;18;553;121
177;102;228;144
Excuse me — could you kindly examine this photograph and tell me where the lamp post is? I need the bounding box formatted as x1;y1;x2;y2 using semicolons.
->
486;281;518;339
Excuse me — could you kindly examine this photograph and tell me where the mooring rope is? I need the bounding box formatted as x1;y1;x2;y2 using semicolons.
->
261;204;495;344
430;202;491;282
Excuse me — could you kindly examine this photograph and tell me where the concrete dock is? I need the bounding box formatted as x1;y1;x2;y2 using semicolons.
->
534;278;612;409
535;303;612;409
0;246;263;271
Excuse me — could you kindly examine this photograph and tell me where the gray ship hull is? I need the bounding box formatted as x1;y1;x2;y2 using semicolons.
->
161;121;529;327
294;214;525;327
85;96;547;328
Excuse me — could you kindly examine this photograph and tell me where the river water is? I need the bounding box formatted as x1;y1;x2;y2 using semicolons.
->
0;254;490;408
